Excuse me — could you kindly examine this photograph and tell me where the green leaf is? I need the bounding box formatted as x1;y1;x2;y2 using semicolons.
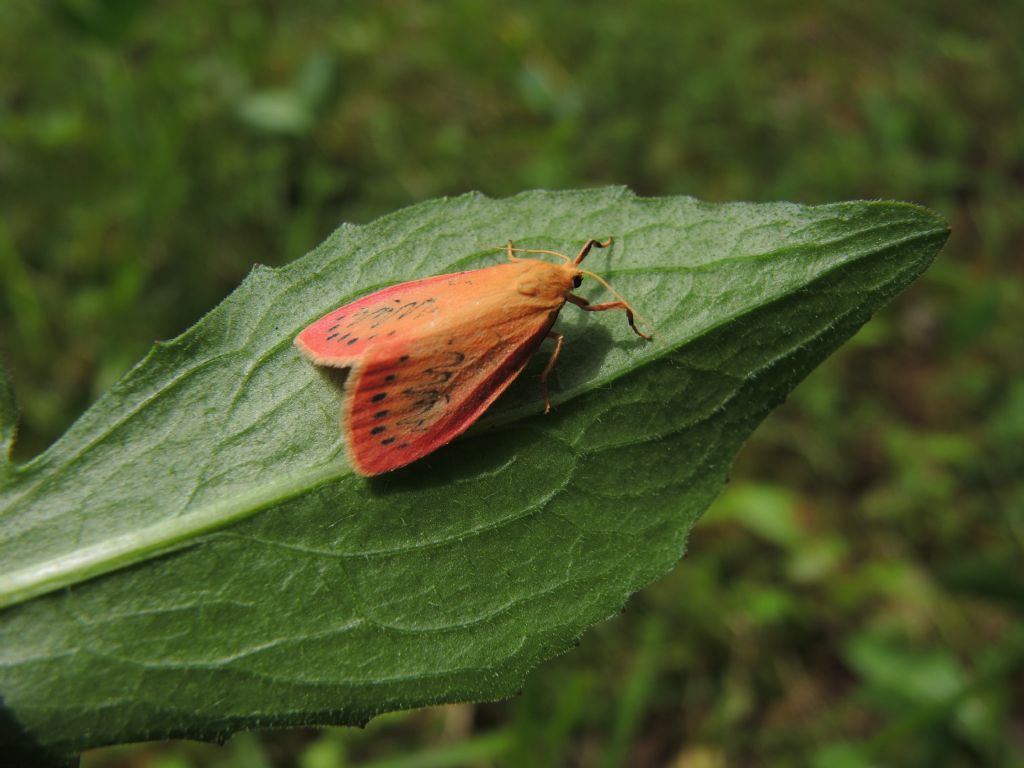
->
0;188;947;761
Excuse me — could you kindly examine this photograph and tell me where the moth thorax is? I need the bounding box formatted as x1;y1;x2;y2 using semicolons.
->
515;261;575;301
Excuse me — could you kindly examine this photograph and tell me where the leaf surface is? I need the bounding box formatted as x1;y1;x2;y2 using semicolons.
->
0;188;948;760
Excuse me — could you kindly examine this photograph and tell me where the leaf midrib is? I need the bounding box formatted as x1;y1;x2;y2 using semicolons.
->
0;461;346;610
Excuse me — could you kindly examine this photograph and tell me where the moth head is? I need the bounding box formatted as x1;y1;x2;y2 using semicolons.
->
497;238;654;338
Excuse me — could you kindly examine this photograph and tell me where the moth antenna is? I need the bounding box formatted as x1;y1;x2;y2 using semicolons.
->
579;268;656;337
492;243;573;264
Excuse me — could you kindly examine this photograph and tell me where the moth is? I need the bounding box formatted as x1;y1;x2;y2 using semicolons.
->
295;238;651;476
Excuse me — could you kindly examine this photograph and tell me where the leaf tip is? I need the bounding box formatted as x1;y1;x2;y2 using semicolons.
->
869;199;951;234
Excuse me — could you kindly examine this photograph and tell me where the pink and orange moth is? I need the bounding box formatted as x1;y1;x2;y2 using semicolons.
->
295;238;651;476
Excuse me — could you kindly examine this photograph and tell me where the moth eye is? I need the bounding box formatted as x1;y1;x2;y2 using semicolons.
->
573;275;583;288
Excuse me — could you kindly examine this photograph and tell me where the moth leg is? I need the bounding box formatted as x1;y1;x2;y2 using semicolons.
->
567;294;653;340
540;331;564;415
572;237;614;265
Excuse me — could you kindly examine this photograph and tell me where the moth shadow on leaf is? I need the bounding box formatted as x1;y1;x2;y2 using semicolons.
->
317;365;352;391
487;320;617;419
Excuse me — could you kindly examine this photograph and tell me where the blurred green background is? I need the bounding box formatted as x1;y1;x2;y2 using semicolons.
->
1;1;1022;766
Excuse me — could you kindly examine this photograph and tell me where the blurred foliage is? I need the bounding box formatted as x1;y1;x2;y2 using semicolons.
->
1;0;1021;766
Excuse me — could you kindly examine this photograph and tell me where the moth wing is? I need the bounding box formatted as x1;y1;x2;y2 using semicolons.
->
295;272;462;366
344;310;556;476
